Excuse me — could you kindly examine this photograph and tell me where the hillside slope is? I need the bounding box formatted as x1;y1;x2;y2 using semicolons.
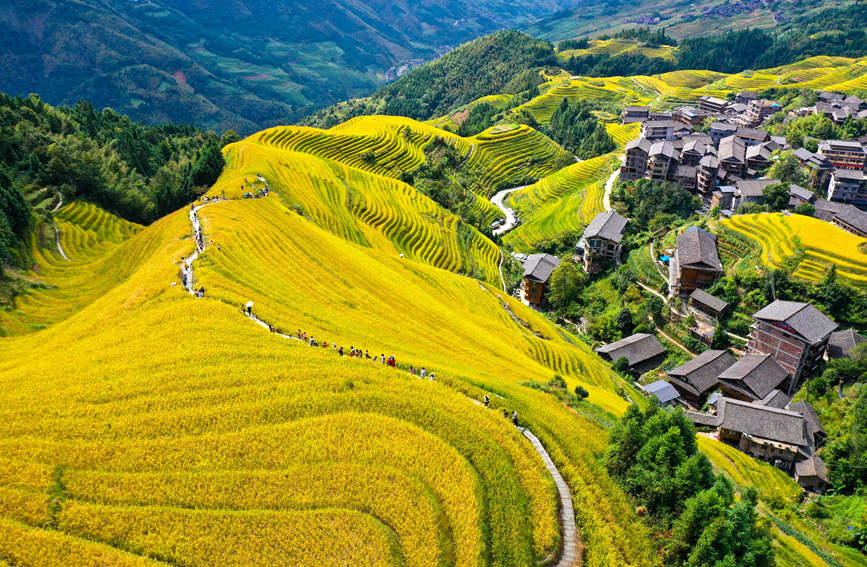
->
0;180;661;565
0;1;574;133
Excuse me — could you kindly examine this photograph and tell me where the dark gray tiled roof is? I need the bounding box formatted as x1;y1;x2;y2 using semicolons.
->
752;300;837;344
756;389;790;409
644;120;682;129
711;122;738;132
736;178;779;197
650;141;677;158
717;398;807;446
690;288;728;313
792;148;815;162
787;400;826;438
795;455;829;484
819;139;864;152
736;127;769;141
676;165;697;178
833;168;865;181
746;144;771;161
682;139;707;154
625;138;653;153
718;353;789;400
583;211;627;242
522;253;560;283
699;155;719;169
834;205;867;235
828;328;867;359
677;226;722;270
686;410;721;427
668;349;736;395
596;333;666;366
813;198;846;222
719;135;746;163
789;184;814;202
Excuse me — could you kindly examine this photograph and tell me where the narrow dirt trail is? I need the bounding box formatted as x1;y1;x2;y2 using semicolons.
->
179;188;583;566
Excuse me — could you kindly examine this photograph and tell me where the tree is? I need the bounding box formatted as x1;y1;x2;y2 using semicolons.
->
190;142;225;188
762;182;790;212
767;153;808;185
613;356;631;375
645;296;664;319
616;308;634;335
794;202;815;216
546;260;587;312
220;130;241;147
574;385;589;400
711;324;730;349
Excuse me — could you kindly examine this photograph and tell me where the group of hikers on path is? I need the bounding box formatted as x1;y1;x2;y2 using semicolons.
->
183;185;520;426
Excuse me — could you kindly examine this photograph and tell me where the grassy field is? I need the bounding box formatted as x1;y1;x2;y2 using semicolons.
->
719;213;867;286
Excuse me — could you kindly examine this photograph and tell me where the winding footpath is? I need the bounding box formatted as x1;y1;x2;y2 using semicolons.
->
490;185;528;236
602;168;620;213
522;428;581;567
52;191;70;261
181;191;581;566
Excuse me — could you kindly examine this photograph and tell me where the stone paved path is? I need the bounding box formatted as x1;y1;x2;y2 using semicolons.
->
521;428;581;567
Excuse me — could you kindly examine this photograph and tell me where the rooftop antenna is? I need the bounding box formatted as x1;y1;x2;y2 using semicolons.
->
767;253;776;301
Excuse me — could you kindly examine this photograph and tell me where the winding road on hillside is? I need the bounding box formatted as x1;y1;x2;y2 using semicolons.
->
602;168;620;213
490;185;528;237
181;189;582;566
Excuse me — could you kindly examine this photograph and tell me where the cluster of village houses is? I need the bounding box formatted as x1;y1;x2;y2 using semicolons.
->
518;209;861;494
513;89;867;493
621;90;867;237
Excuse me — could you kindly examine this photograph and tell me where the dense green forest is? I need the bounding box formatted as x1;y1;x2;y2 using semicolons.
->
302;31;555;127
541;98;617;158
607;405;774;566
565;4;867;77
0;93;224;267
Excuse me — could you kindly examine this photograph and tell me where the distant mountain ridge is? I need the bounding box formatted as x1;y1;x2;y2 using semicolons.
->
0;0;579;133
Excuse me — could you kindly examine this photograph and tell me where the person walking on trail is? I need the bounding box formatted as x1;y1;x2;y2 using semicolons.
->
409;366;415;376
381;354;385;364
387;356;395;368
484;395;490;408
512;411;519;426
339;346;344;357
429;372;435;381
420;367;426;379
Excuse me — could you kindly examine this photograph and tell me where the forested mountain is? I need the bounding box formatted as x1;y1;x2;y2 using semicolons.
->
526;0;852;42
301;31;555;128
0;0;580;134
